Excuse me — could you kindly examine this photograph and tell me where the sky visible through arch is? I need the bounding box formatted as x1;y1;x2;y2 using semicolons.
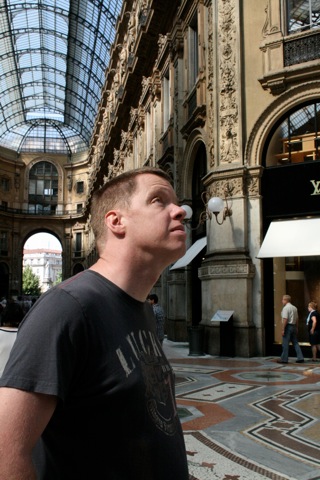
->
24;233;62;252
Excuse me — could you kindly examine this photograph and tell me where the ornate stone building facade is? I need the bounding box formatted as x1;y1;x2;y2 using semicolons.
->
1;0;319;356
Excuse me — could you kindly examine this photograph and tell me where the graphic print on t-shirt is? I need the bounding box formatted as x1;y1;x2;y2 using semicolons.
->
116;328;178;436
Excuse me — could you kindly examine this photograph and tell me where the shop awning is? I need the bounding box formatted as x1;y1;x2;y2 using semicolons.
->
170;237;207;270
257;218;320;258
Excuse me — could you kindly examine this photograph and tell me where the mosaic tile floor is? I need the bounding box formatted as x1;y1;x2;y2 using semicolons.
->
163;340;320;480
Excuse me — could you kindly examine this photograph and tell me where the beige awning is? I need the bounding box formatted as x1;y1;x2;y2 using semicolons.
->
170;237;207;270
257;218;320;258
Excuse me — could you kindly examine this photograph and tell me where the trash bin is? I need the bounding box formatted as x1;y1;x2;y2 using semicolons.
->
188;325;204;356
220;315;234;357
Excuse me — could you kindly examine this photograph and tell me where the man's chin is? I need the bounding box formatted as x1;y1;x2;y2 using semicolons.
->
169;245;187;264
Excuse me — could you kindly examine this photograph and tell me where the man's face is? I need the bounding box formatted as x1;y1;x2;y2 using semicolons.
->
122;173;187;265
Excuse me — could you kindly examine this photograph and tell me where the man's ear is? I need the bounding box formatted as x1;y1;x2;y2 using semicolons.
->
105;210;126;235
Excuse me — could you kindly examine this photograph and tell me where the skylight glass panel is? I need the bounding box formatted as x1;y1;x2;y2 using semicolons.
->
18;52;42;68
16;32;41;50
23;85;41;97
0;0;124;153
1;54;15;74
26;111;62;121
42;35;67;54
1;75;17;91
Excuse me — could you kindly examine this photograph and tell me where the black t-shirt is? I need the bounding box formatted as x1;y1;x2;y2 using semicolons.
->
0;271;189;480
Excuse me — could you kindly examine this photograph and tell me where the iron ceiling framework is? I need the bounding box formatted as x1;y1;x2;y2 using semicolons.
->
0;0;123;155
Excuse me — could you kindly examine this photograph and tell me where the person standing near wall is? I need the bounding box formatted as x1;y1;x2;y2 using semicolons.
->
306;301;320;361
0;321;19;377
147;293;165;345
277;294;304;364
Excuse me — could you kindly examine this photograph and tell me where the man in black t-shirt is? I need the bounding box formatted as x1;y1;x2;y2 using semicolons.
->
0;167;189;480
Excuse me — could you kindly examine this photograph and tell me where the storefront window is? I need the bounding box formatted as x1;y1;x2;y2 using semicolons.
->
262;99;320;349
265;101;320;166
273;256;320;345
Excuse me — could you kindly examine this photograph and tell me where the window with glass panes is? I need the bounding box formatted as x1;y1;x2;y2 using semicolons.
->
28;161;58;213
287;0;320;34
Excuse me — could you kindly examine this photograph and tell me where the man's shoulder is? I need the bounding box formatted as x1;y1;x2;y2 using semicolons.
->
284;302;296;309
56;270;114;296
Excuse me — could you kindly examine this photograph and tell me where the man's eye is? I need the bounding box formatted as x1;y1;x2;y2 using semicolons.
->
152;197;162;203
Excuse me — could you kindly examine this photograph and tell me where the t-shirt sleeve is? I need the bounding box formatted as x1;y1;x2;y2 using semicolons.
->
0;287;88;401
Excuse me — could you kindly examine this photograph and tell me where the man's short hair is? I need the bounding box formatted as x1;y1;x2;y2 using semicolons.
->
147;294;158;303
90;167;172;254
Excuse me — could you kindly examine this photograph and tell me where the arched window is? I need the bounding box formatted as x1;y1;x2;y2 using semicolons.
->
265;100;320;166
287;0;320;34
28;161;58;214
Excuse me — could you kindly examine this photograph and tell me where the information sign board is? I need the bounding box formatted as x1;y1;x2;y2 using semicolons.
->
211;310;234;322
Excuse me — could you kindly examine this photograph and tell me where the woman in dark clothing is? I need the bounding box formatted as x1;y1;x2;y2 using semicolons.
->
306;301;320;361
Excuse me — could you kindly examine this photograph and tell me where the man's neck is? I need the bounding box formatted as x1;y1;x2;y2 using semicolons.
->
90;256;160;302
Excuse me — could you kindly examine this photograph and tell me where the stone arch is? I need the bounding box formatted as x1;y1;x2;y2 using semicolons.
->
157;154;174;184
245;81;320;167
22;229;63;251
181;128;208;200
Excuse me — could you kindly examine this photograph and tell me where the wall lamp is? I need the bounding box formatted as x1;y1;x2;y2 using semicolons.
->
181;184;233;228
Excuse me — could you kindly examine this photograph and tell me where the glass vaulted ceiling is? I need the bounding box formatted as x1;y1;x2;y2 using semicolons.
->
0;0;123;155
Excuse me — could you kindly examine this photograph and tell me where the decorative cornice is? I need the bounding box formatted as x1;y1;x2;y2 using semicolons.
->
199;263;255;279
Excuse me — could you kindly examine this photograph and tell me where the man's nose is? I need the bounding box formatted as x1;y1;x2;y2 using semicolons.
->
173;204;187;220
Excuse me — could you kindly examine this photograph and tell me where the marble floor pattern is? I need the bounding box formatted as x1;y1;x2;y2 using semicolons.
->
162;339;320;480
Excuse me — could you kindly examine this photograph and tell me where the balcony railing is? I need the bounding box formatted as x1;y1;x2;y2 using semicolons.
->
284;31;320;66
0;205;85;217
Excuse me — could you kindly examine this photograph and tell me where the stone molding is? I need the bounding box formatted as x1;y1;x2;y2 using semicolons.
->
199;263;255;279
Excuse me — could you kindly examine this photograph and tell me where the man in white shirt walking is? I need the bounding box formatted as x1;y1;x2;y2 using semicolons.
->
277;294;304;364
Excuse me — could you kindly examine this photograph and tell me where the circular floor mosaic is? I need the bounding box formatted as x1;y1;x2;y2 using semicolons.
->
234;371;304;382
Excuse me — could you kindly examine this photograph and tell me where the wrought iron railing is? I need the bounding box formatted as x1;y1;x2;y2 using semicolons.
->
0;205;85;217
284;31;320;66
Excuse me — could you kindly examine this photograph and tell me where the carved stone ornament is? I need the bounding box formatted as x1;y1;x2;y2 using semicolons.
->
245;173;260;197
207;3;215;167
105;150;124;181
211;177;241;198
218;0;239;164
262;1;280;37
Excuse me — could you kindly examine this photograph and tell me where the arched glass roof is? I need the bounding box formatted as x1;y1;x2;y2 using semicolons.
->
0;0;123;155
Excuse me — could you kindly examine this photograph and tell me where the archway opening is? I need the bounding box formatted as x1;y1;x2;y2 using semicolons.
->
23;232;62;295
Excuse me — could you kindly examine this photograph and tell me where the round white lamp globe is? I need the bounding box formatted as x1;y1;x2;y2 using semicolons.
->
181;205;193;220
207;197;224;214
